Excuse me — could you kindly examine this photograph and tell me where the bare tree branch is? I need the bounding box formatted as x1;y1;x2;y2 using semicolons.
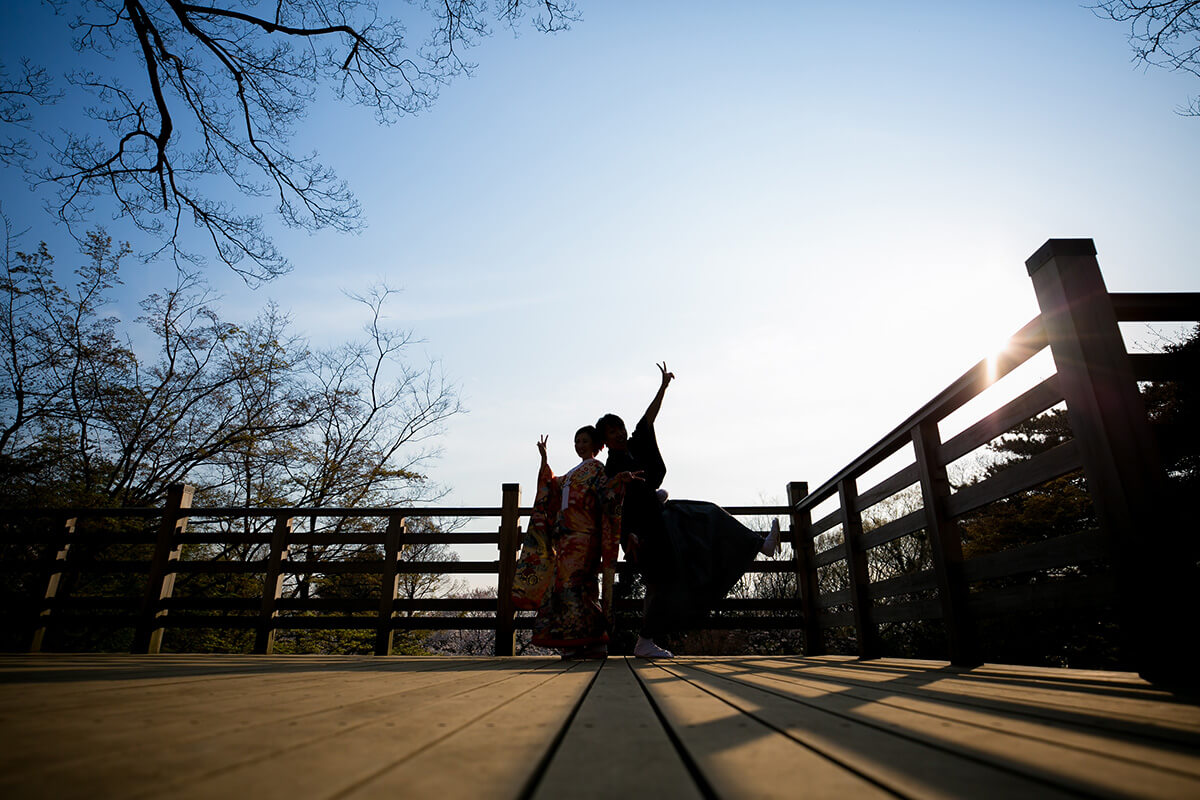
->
1093;1;1200;115
1;230;461;511
10;0;580;281
0;59;61;165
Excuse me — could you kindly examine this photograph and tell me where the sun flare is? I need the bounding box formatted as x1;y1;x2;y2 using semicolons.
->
985;338;1013;385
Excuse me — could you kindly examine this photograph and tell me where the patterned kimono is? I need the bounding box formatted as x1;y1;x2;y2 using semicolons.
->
524;458;624;648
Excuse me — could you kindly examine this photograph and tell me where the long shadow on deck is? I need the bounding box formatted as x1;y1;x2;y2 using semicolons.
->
636;656;1200;799
679;656;1200;746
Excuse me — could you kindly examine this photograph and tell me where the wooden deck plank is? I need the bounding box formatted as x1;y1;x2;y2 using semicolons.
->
0;655;454;713
731;656;1200;740
631;659;898;799
0;657;517;723
697;657;1200;777
657;660;1080;800
679;660;1200;799
0;654;1197;800
0;657;538;781
0;658;564;800
790;656;1187;702
531;657;703;800
0;657;515;743
337;661;600;800
157;659;590;800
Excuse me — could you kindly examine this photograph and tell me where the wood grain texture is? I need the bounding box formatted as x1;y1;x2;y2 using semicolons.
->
532;658;702;800
1;654;1198;800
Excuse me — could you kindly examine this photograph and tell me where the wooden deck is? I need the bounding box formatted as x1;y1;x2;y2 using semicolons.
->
1;655;1198;799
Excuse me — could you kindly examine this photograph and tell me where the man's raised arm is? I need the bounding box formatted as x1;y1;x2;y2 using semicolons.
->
643;362;675;425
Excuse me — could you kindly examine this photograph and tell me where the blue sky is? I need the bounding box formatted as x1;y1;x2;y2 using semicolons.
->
2;1;1197;522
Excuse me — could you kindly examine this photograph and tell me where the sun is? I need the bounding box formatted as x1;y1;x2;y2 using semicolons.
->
985;337;1013;385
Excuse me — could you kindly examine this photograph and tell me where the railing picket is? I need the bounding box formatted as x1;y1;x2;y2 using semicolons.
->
134;484;193;654
838;478;879;659
786;482;822;655
375;515;406;656
911;419;978;666
254;515;293;655
495;483;521;657
29;516;75;653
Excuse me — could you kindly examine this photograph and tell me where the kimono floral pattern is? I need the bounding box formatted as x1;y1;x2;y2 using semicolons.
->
518;458;624;648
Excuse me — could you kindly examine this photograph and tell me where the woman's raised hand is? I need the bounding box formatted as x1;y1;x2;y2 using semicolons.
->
537;435;548;461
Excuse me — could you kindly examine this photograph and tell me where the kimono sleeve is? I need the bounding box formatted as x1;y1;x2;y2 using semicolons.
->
594;470;626;568
512;463;559;611
527;462;559;545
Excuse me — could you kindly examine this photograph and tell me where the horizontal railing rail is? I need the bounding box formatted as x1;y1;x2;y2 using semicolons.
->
1;490;795;656
783;241;1194;675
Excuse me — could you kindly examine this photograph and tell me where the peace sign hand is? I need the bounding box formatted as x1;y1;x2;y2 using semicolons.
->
657;361;675;387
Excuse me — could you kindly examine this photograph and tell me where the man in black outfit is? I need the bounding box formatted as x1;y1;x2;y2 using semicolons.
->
598;362;677;658
600;362;782;659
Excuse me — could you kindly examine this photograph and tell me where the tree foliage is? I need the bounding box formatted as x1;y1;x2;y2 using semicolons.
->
958;409;1096;561
953;405;1124;668
0;221;461;509
0;222;470;652
1;0;580;281
1093;0;1200;115
1140;323;1200;489
423;586;552;656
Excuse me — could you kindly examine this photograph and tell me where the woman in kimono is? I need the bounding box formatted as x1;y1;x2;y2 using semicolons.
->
524;426;639;659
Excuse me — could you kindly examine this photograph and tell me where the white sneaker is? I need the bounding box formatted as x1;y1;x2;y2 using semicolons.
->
634;636;674;658
761;518;781;557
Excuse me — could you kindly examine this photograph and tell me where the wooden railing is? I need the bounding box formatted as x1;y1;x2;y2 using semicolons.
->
3;486;794;657
3;239;1195;672
785;239;1197;676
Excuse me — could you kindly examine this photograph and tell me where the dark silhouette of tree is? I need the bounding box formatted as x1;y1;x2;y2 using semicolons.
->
1093;1;1200;115
424;586;551;656
959;409;1096;561
0;222;461;509
1141;324;1199;488
0;223;467;653
4;0;580;282
0;59;60;166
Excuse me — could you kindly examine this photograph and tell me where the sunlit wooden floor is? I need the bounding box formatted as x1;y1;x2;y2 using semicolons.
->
1;654;1198;799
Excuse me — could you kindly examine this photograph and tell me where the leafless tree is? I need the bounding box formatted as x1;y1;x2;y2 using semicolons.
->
1093;1;1200;114
424;586;552;656
0;60;60;166
1;228;461;510
6;0;580;282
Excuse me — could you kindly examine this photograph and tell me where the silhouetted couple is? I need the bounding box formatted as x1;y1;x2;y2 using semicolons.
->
513;363;780;659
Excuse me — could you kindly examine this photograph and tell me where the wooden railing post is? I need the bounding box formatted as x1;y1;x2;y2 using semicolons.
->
298;512;318;602
495;483;521;657
376;515;406;656
839;478;879;659
254;514;293;655
134;484;193;654
1026;239;1174;677
30;516;75;653
912;419;978;666
787;482;822;656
